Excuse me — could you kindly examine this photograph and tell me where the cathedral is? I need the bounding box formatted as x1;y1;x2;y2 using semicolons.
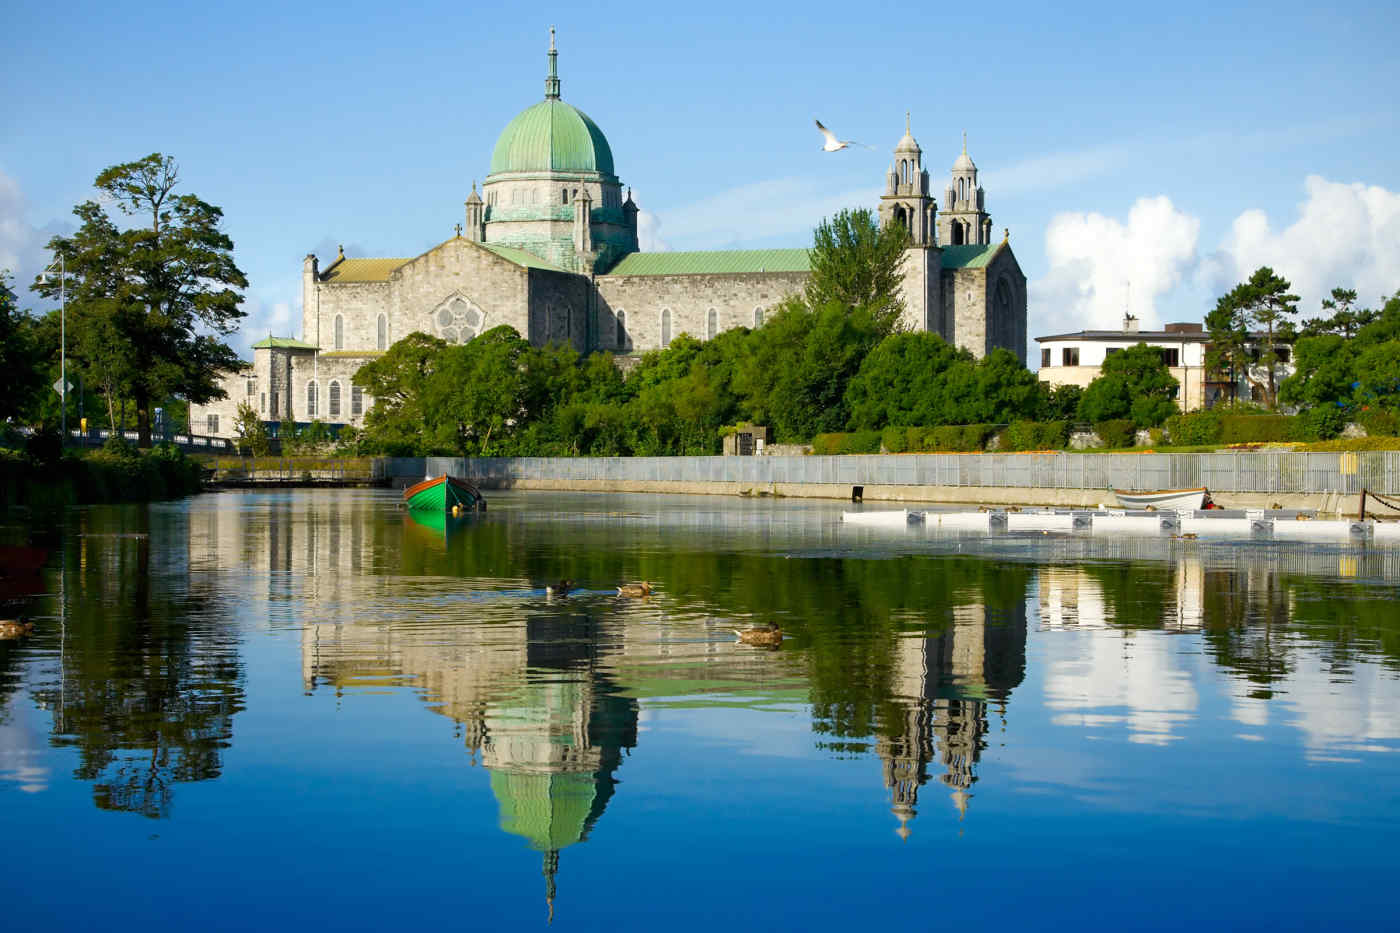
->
192;31;1027;439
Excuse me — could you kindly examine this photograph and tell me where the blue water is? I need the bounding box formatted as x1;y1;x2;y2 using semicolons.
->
1;490;1397;930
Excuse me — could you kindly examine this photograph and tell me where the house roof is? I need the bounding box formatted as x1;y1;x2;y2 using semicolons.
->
480;242;570;273
320;258;408;283
939;243;1002;269
1036;329;1217;343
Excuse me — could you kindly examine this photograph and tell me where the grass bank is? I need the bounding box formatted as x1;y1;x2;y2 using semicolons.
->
0;445;204;508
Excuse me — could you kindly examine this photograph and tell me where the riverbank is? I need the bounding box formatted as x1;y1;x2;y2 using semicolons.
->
0;445;203;508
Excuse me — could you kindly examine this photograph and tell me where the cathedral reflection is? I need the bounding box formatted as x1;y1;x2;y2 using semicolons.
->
877;600;1027;838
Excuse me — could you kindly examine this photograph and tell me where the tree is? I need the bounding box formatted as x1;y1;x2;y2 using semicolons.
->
1208;267;1299;409
352;331;447;455
1077;343;1180;427
233;400;270;455
0;272;45;423
33;155;247;446
845;332;973;429
806;208;907;335
1301;287;1377;338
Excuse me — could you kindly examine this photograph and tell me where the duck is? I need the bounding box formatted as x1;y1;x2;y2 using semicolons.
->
734;622;783;647
616;581;651;597
0;618;34;639
545;580;574;597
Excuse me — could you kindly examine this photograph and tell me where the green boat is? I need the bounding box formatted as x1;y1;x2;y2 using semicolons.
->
402;474;486;513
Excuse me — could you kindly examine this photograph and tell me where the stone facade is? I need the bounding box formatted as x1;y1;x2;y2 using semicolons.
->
191;35;1028;441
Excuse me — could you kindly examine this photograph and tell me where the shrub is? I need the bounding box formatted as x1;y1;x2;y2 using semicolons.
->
881;426;911;453
929;424;998;451
812;431;883;455
1166;410;1224;446
1094;419;1136;449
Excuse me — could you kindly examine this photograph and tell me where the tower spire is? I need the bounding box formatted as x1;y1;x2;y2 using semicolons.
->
545;26;561;99
906;110;911;134
962;129;967;153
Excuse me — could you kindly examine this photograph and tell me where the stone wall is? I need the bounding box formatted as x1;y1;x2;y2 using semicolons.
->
594;271;807;351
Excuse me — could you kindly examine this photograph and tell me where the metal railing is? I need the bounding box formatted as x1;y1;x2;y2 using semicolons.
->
376;451;1400;496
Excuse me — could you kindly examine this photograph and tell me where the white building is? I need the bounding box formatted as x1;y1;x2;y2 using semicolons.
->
1035;315;1293;411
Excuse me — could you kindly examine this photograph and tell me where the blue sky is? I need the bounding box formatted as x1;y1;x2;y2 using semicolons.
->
3;0;1398;358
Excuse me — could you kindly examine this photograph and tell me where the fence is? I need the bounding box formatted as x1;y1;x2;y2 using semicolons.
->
375;451;1400;496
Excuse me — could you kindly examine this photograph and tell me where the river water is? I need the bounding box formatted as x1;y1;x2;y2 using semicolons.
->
2;489;1398;930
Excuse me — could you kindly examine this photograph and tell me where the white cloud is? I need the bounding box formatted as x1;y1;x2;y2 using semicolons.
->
0;169;50;297
235;294;298;357
1203;175;1400;311
992;142;1134;197
1032;195;1201;336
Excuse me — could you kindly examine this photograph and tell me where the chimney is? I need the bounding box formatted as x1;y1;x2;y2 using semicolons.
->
1123;313;1139;333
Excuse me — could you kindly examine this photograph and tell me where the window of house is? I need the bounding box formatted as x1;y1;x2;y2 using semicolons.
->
754;307;764;328
207;414;219;435
260;392;266;413
334;314;344;350
1276;347;1291;363
706;308;717;340
1160;348;1180;367
1106;347;1122;357
1062;347;1080;366
351;386;364;416
377;314;387;350
1041;348;1051;367
306;381;317;418
329;381;341;418
246;378;256;396
616;310;627;348
661;309;672;347
271;391;279;415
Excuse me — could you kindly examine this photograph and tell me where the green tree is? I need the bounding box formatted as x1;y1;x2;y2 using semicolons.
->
233;400;270;455
33;155;248;446
353;331;447;455
1208;267;1299;409
423;326;535;454
1301;287;1377;338
0;273;45;424
845;332;973;429
1077;343;1180;427
806;208;907;335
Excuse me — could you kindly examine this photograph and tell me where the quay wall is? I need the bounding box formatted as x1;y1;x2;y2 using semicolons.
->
377;451;1400;516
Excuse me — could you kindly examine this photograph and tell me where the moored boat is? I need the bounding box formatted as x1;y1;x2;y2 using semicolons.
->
402;475;486;513
1112;487;1210;511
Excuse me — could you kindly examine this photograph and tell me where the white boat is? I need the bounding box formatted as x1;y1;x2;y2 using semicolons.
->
1112;487;1210;510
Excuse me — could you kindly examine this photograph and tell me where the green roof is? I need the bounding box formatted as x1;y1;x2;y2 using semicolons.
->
252;336;318;350
604;249;812;276
489;99;615;176
481;243;570;273
940;243;1002;269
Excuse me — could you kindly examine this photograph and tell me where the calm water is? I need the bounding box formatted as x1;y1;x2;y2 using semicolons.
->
2;489;1398;931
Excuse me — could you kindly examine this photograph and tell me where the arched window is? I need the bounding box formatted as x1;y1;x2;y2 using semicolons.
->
616;309;627;348
329;380;342;418
562;189;569;204
660;308;672;347
706;308;717;340
951;221;964;246
753;306;764;328
306;380;318;419
377;313;387;350
334;314;344;350
351;386;364;417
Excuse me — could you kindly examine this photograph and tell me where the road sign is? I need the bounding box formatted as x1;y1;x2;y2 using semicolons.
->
53;378;73;395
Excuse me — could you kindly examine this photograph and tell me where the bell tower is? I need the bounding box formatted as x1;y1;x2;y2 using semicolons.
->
877;114;943;335
877;112;936;245
939;132;992;246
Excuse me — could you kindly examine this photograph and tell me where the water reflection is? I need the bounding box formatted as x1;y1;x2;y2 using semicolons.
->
2;490;1397;924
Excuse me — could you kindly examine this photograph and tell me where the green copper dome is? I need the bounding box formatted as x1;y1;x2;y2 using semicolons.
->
489;99;616;176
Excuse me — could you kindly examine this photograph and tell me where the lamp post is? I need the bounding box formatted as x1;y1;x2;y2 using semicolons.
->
41;255;67;440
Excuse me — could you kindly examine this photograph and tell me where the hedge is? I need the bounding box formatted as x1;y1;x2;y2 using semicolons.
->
998;420;1070;452
1357;408;1399;437
812;431;883;455
878;424;999;453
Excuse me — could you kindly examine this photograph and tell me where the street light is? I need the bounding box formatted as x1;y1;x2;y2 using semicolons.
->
40;255;67;440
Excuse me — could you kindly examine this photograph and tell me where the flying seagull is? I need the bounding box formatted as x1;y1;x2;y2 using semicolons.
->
815;119;873;152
